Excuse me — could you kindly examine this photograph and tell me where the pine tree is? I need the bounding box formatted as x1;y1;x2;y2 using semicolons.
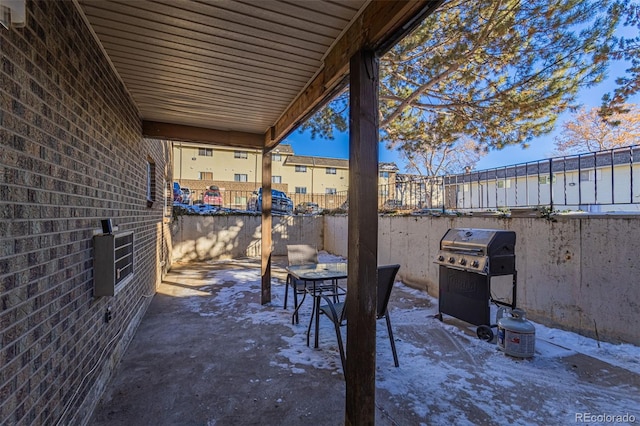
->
301;0;620;176
602;1;640;115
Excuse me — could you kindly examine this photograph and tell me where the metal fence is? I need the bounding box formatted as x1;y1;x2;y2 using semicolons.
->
183;189;350;212
388;145;640;213
183;145;640;213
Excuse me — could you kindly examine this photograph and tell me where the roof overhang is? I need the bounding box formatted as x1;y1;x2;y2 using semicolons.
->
76;0;442;150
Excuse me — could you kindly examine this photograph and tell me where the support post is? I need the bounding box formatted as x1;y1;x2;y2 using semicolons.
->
345;49;379;426
261;149;272;305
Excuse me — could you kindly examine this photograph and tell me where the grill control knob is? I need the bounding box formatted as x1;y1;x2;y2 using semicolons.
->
448;257;455;264
471;260;480;268
437;255;445;262
459;258;467;266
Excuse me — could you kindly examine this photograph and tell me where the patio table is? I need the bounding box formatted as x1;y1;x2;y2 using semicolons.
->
285;262;347;348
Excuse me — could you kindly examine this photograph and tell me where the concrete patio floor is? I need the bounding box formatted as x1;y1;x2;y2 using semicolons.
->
89;256;640;425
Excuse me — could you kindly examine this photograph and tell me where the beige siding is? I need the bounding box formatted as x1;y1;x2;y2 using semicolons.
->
173;143;350;195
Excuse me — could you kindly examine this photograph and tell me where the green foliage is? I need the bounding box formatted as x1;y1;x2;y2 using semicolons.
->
536;205;557;220
172;205;260;218
301;95;348;139
601;1;640;116
172;205;187;221
322;208;348;216
302;0;620;174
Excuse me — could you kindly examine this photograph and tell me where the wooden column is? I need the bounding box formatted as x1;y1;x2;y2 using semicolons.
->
345;49;379;425
261;149;272;305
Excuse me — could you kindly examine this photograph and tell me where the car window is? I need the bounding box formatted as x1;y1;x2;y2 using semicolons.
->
257;189;290;200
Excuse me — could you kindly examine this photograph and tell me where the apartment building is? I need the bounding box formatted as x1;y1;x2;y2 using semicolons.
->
172;142;400;208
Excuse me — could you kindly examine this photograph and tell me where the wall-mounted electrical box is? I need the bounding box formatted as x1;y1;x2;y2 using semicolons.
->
93;231;134;296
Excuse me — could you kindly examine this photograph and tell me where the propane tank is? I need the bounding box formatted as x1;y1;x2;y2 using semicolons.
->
497;308;535;358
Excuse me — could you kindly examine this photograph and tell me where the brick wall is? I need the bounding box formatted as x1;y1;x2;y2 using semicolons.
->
0;2;170;425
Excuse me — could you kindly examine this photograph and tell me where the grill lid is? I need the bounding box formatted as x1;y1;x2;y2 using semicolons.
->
439;228;515;256
435;228;516;275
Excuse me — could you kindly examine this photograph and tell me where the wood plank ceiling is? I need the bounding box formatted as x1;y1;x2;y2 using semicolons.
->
76;0;439;149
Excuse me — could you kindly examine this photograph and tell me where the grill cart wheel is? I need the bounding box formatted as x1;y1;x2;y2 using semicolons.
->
476;325;494;341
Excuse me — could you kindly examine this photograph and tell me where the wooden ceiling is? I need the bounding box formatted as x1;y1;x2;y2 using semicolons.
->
76;0;441;150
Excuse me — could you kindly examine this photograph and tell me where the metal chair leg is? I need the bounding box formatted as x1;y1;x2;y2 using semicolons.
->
292;291;306;325
334;321;346;374
332;279;340;303
306;296;316;347
292;281;298;319
385;311;399;367
284;275;290;309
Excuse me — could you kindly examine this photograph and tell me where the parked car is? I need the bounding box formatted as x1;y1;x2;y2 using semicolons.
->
294;202;321;215
203;185;223;207
180;187;192;205
252;188;293;214
173;182;182;203
382;199;404;210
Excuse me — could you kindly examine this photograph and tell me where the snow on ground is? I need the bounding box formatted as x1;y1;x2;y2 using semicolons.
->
173;252;640;425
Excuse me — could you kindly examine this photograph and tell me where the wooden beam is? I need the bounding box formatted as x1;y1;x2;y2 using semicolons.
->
265;1;440;148
142;120;263;149
345;49;379;426
260;150;273;305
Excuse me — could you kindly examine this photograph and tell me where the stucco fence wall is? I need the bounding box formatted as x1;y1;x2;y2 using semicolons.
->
171;213;639;344
171;215;324;260
324;214;640;345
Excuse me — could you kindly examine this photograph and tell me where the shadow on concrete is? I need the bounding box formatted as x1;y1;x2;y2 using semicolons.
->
89;258;640;425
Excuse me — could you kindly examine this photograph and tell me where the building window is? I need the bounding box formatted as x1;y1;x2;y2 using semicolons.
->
164;179;170;217
200;172;213;180
234;151;248;159
538;175;557;185
326;188;337;195
580;170;602;181
295;165;307;172
379;188;389;197
146;160;156;206
295;187;307;194
272;176;282;183
497;179;511;189
198;148;213;156
326;167;336;174
272;153;282;161
379;171;389;178
234;174;248;182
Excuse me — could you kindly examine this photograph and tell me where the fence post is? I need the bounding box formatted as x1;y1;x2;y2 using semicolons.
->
593;152;598;205
611;149;615;204
630;147;634;204
549;159;554;211
578;153;582;207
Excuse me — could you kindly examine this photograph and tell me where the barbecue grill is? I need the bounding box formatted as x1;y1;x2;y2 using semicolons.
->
434;228;517;341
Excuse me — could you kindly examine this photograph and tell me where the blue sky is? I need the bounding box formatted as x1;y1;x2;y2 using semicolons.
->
285;59;638;174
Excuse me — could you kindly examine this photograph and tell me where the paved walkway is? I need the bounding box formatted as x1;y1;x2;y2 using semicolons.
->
90;258;640;425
